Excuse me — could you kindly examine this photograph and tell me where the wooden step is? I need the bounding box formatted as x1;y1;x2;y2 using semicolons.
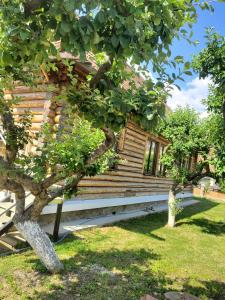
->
0;215;11;225
7;231;26;242
0;239;16;251
0;203;15;218
0;235;19;247
0;202;15;210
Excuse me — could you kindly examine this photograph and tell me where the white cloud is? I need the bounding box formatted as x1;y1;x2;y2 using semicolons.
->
167;77;211;113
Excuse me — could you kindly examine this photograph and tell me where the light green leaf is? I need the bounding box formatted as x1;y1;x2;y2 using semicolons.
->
154;17;161;26
111;35;119;48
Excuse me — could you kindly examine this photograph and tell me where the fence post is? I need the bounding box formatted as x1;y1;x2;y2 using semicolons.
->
53;198;64;242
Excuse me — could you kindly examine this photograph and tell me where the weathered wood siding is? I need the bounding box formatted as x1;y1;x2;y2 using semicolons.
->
77;122;192;200
3;85;57;153
3;86;192;201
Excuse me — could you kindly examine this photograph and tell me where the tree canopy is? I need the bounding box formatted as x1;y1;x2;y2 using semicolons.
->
159;106;213;227
0;0;213;272
160;106;211;187
193;29;225;190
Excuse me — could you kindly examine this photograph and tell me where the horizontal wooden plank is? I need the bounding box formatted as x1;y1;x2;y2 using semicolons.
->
124;139;145;151
123;144;145;155
104;170;174;182
5;92;50;101
119;154;143;164
82;175;173;186
78;186;170;193
127;122;169;145
126;128;147;143
4;85;51;94
118;161;143;169
13;100;46;108
125;135;146;146
12;107;46;115
120;149;144;160
14;115;44;123
117;165;143;173
127;122;148;136
76;190;171;200
30;123;42;130
78;180;171;188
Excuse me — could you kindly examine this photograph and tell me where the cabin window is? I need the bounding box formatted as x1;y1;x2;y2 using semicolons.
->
159;145;166;176
144;140;159;175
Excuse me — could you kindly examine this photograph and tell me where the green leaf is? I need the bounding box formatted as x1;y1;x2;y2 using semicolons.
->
184;71;192;76
20;30;29;40
93;32;101;44
184;62;191;70
1;52;13;65
175;55;183;61
111;35;119;48
97;11;105;23
61;21;71;34
154;17;161;26
119;36;129;48
64;0;76;11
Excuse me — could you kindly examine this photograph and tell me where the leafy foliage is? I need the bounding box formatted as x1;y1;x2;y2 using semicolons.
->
0;0;212;213
159;107;211;186
193;29;225;190
18;116;118;183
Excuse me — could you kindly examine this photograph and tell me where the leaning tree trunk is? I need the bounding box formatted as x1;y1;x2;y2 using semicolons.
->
15;220;64;273
167;188;176;228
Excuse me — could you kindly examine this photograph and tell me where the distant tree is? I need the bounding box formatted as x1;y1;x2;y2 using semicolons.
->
0;1;209;272
160;107;212;227
193;29;225;191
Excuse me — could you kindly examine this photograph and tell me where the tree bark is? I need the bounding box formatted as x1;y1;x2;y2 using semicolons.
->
15;220;64;273
167;188;176;228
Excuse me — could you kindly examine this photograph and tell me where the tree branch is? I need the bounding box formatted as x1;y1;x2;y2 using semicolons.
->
86;128;116;165
0;100;19;163
24;0;53;16
90;59;114;89
30;189;52;221
0;157;41;194
0;178;26;222
46;127;115;181
48;174;83;201
187;171;214;184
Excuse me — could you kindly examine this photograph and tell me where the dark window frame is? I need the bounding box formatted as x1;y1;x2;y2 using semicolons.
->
159;145;166;176
143;139;168;177
144;139;160;176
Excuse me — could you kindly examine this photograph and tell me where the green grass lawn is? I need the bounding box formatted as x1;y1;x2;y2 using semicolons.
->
0;198;225;300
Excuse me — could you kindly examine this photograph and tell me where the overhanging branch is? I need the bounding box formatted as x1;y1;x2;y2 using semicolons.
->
86;128;116;166
90;59;114;89
0;157;41;194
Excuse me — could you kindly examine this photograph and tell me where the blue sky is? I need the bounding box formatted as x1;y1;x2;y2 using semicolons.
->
166;1;225;115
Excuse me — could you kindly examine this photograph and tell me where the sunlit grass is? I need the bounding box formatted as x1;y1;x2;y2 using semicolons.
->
0;198;224;300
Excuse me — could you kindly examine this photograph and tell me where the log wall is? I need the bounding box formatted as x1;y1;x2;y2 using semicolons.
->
77;121;192;200
3;85;57;153
3;86;192;202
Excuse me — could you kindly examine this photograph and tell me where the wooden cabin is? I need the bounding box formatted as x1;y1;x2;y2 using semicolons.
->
0;54;194;226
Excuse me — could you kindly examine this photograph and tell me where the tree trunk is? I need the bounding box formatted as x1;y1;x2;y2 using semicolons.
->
15;220;64;273
167;188;176;228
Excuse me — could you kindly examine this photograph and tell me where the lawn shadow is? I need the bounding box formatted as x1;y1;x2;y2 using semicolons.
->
24;242;225;300
26;247;171;300
116;198;219;240
177;218;225;236
182;279;225;300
